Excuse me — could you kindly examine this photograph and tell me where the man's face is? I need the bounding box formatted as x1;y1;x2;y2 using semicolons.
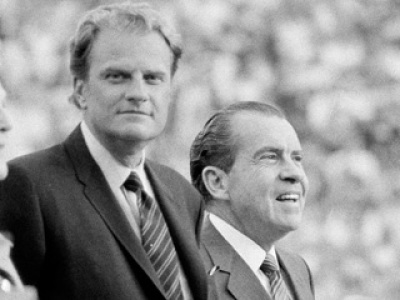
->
77;28;172;148
0;83;11;180
226;112;309;246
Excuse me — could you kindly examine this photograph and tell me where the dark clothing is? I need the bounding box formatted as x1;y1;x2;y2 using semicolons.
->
200;217;315;300
0;127;208;300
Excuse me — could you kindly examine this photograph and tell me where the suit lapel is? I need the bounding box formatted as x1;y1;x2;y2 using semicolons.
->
63;127;166;296
228;255;272;300
277;249;314;300
144;162;208;300
202;218;271;300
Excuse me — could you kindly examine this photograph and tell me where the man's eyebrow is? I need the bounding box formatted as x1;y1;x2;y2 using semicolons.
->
99;67;167;76
292;150;303;155
100;67;129;74
252;147;303;158
143;70;167;77
252;146;281;159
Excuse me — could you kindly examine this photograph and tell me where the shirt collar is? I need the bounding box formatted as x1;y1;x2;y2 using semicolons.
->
209;213;278;272
80;121;146;188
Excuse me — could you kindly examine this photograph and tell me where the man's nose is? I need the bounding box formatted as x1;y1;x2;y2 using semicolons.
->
125;77;148;102
279;159;304;184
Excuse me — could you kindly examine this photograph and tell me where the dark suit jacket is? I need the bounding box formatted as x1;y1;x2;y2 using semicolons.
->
0;127;208;300
201;217;314;300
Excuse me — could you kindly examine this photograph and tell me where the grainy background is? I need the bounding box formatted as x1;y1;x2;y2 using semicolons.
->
1;0;400;299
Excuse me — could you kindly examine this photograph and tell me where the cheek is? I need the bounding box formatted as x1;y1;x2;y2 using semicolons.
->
153;86;171;108
247;177;276;213
91;92;119;112
154;102;171;127
302;174;310;197
248;171;273;195
87;83;120;101
231;176;263;206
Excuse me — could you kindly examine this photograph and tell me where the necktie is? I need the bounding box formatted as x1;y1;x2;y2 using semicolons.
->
124;172;184;300
260;254;292;300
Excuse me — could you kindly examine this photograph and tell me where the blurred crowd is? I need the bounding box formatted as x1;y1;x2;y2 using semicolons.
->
1;0;400;299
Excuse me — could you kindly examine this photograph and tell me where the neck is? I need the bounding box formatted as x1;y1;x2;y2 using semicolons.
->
104;138;146;168
207;200;281;252
85;122;147;169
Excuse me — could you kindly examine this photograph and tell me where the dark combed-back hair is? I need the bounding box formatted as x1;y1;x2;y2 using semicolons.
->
69;1;182;107
190;101;285;201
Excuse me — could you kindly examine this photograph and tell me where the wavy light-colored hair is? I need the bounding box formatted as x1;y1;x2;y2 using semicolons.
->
69;1;182;107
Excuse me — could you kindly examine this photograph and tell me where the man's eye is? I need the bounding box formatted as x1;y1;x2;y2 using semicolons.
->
293;154;303;163
259;153;278;161
105;73;125;83
144;74;163;84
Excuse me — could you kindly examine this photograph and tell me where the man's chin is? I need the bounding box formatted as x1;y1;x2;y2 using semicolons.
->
118;129;161;143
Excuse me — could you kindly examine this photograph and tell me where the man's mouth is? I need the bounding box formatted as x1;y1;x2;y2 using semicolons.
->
276;193;300;202
120;110;150;116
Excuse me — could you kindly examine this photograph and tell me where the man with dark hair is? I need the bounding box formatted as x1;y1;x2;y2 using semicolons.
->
190;101;315;300
0;2;208;299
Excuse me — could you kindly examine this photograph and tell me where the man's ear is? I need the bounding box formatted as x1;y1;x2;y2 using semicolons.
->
202;166;230;201
72;78;87;110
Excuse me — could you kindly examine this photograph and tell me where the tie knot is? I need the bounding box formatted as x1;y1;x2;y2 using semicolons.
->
260;254;279;274
124;172;143;192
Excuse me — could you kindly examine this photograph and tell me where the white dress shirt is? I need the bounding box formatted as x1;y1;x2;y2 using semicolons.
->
81;121;153;238
81;122;192;300
209;213;278;294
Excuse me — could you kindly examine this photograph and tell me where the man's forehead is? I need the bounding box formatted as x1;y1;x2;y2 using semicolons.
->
91;28;170;59
231;112;285;134
231;113;301;151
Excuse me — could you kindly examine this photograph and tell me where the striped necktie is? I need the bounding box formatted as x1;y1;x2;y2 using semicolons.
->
260;254;292;300
124;172;184;300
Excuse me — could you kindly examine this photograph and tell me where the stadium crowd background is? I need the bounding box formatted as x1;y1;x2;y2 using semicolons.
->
1;0;400;299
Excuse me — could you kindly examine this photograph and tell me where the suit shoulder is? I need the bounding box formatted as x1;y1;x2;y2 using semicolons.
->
277;247;308;265
8;143;68;175
276;247;313;279
146;160;199;195
277;247;315;297
146;160;184;178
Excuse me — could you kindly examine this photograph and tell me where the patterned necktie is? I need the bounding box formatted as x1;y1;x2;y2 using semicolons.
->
260;254;292;300
124;172;184;300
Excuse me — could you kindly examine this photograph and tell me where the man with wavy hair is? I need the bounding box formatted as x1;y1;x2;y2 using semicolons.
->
0;3;208;300
190;101;315;300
